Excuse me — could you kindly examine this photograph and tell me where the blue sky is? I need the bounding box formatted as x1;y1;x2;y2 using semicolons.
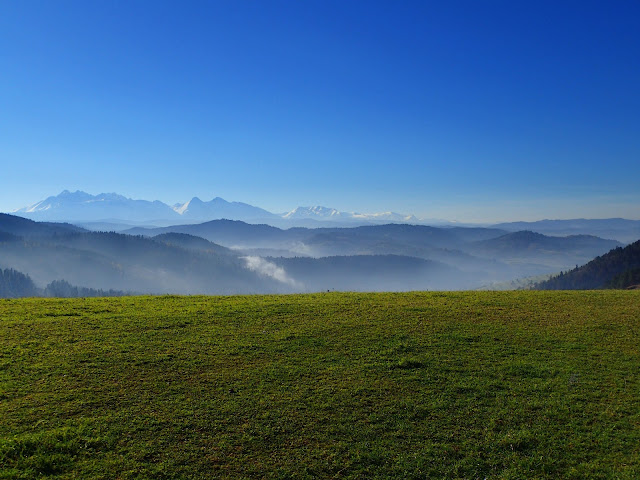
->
1;0;639;222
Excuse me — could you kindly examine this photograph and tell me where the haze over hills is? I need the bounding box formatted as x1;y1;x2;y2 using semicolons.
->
0;210;634;295
2;193;635;295
468;231;622;269
6;190;636;289
0;218;282;295
123;219;622;285
493;218;640;244
0;213;473;294
269;255;465;291
124;221;510;253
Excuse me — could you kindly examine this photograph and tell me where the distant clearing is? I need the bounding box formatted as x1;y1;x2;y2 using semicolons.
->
1;291;639;479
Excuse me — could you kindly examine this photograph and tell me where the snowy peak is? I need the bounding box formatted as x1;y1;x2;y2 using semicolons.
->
172;197;204;215
12;191;426;227
15;191;179;222
13;191;279;224
282;206;418;224
352;211;419;222
283;206;344;219
173;197;276;221
23;190;93;213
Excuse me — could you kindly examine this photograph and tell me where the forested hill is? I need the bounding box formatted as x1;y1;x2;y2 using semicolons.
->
0;213;84;237
534;239;640;290
0;268;39;298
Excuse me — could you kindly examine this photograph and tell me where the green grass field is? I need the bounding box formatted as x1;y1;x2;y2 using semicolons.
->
1;291;639;479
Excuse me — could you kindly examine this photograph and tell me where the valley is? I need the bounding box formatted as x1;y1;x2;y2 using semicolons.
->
0;211;630;296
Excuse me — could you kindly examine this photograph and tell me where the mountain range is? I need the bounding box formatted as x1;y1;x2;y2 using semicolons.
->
11;190;431;228
14;190;277;224
9;191;640;243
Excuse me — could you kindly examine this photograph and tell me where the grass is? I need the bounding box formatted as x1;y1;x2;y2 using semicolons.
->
1;291;639;479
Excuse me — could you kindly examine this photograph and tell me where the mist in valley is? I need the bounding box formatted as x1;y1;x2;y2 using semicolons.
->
0;213;627;297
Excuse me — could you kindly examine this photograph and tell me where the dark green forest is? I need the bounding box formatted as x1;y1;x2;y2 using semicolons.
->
535;239;640;290
0;268;127;298
606;267;640;289
0;268;39;298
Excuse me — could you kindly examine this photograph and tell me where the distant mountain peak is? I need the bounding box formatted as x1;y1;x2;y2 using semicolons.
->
283;206;343;219
172;196;206;215
282;205;420;223
14;191;179;222
170;196;274;220
13;190;429;227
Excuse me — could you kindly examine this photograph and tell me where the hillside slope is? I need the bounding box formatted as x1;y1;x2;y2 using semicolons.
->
0;231;282;295
535;239;640;289
0;213;84;237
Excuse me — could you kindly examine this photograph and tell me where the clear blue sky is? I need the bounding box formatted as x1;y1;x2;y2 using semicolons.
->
1;0;639;222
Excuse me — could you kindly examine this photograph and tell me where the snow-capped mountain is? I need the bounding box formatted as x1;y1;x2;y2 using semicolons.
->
13;191;277;224
283;206;419;223
283;206;346;220
15;190;178;222
352;211;419;223
172;197;277;221
11;191;426;227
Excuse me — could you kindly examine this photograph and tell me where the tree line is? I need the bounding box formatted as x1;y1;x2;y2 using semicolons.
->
0;268;128;298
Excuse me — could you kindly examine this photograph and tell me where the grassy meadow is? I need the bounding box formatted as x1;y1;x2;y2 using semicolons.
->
1;291;639;479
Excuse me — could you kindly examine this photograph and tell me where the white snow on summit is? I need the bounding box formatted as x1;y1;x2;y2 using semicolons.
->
283;206;345;219
12;190;427;226
282;206;420;223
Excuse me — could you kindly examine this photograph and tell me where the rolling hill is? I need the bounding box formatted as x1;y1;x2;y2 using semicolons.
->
125;220;622;283
0;226;281;295
494;218;640;244
469;231;622;269
0;215;473;293
2;213;634;294
0;212;85;237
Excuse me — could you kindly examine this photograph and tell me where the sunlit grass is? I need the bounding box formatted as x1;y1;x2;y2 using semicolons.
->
1;291;639;479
